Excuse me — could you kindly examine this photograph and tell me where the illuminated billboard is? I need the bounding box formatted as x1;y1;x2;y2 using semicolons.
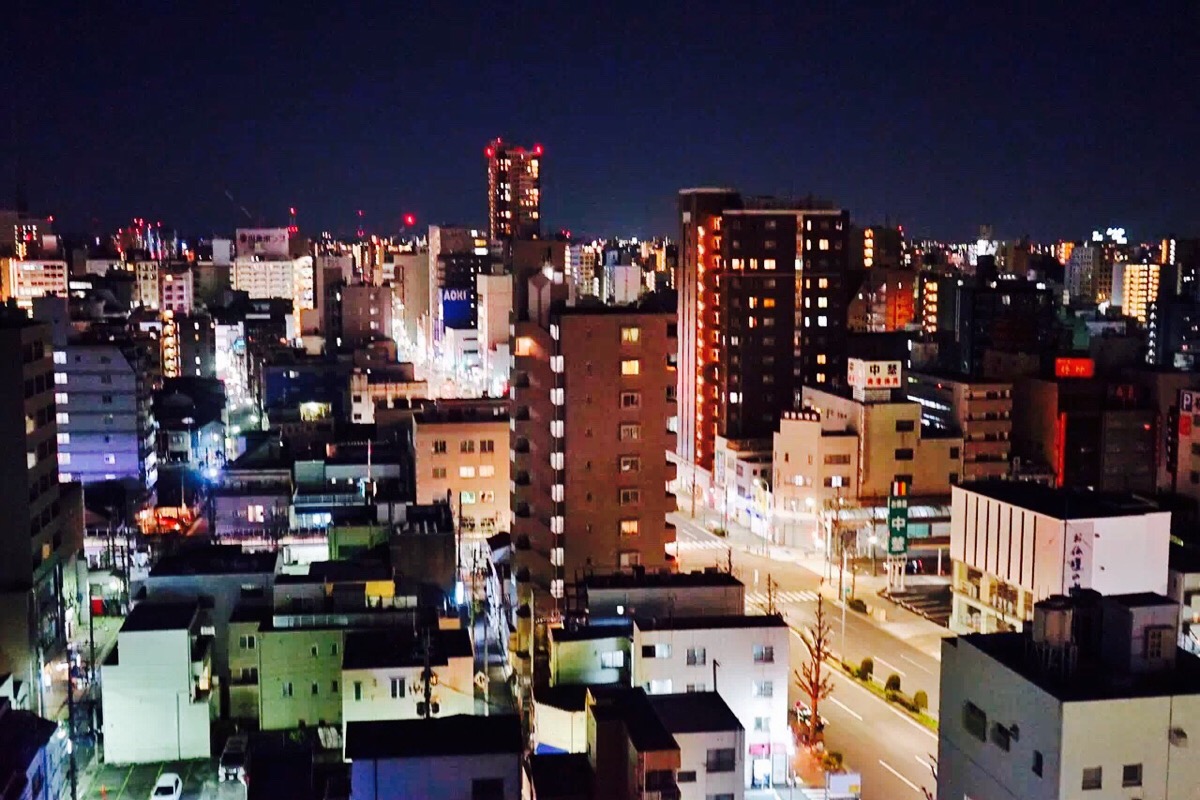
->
440;287;475;331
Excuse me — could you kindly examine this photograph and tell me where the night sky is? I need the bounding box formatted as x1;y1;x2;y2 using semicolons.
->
7;1;1199;241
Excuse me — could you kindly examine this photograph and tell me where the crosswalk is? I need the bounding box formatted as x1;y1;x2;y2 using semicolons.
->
670;539;729;552
746;589;820;607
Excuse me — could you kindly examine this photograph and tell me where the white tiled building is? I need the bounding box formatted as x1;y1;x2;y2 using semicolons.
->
940;592;1200;800
633;614;790;788
949;481;1170;634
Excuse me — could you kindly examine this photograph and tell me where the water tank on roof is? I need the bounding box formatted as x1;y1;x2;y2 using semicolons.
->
1033;595;1074;646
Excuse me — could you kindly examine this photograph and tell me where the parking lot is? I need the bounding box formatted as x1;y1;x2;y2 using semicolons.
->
84;758;246;800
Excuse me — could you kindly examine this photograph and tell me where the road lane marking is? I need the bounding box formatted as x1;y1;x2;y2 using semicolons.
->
833;668;938;741
901;654;936;674
879;760;923;793
829;697;863;721
915;755;933;771
874;656;906;677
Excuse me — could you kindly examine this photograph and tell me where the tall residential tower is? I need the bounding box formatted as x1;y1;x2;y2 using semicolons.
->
486;138;542;242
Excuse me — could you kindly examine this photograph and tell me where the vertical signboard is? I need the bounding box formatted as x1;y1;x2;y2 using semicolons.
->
887;481;909;555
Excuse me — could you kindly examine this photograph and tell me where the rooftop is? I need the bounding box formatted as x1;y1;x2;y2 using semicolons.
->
647;692;744;735
955;480;1160;520
583;570;743;591
551;622;632;643
149;545;280;578
275;559;391;585
612;689;677;753
528;754;593;798
341;628;472;670
344;715;522;760
635;614;787;632
958;632;1200;703
122;601;198;632
534;684;591;713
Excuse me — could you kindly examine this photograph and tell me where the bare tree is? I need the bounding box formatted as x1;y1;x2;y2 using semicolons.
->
794;593;835;743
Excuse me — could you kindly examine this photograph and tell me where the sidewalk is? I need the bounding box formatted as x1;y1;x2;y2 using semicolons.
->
677;505;949;662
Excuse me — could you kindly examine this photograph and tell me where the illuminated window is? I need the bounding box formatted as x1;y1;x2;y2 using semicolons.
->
54;392;67;405
479;465;496;478
817;296;828;308
816;354;826;365
461;491;477;505
819;239;830;251
817;373;826;383
763;258;776;270
818;316;828;327
620;519;640;537
56;412;69;425
621;326;641;343
763;298;775;308
818;278;829;289
514;336;534;357
459;466;476;479
621;359;640;376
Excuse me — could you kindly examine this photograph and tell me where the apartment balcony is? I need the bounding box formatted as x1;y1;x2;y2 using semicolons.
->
513;471;531;487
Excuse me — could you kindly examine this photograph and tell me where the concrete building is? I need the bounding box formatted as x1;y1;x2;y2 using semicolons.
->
512;281;677;612
100;602;214;763
675;189;851;486
486;138;542;242
233;231;314;323
802;379;964;501
1167;548;1200;656
477;273;513;393
413;399;510;540
633;615;788;788
387;250;428;349
907;372;1013;480
579;571;745;624
771;410;859;547
132;260;159;309
1012;372;1156;492
54;337;158;489
158;264;194;314
939;592;1200;800
0;311;74;699
548;625;631;687
173;313;216;379
348;364;427;425
341;628;474;731
1116;261;1160;326
346;715;523;800
647;693;746;800
340;283;395;347
0;259;68;311
949;481;1170;634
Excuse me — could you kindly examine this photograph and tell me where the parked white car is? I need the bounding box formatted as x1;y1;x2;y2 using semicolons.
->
150;773;182;800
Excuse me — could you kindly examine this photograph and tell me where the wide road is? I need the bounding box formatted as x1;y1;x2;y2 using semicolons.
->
670;511;943;800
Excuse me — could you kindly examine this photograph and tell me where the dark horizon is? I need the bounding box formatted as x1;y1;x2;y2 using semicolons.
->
7;1;1199;242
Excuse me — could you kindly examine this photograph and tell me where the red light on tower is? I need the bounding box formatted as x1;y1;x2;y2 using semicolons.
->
533;143;544;156
485;146;495;158
403;213;416;227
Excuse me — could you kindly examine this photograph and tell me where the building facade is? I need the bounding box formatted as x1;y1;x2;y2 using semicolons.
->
0;259;68;311
486;138;542;242
907;372;1013;480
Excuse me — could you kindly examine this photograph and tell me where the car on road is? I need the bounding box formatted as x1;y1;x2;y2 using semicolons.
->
795;701;828;735
150;773;182;800
220;733;249;782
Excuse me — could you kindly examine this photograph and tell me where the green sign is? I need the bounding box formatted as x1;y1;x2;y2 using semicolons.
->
887;483;909;555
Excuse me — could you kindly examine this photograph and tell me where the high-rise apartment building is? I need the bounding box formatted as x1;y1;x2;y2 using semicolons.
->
676;189;851;482
486;138;542;242
907;372;1013;480
427;226;501;348
511;276;676;612
0;308;71;701
0;258;68;311
1114;261;1160;325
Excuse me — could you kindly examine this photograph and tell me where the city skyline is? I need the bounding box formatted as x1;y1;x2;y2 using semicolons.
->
7;2;1200;241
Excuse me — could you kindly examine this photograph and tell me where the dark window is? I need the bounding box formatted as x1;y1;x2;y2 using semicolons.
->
676;770;697;783
990;722;1012;751
895;448;914;461
895;419;915;433
949;446;960;459
1122;764;1142;787
1081;767;1102;790
705;748;737;772
1033;750;1044;777
963;701;987;741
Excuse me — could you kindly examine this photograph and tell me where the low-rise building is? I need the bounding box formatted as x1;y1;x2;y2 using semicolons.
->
647;692;745;800
1167;547;1200;656
0;698;66;800
549;624;630;686
949;481;1170;634
341;628;474;733
577;571;745;625
939;592;1200;800
771;410;859;548
346;715;523;800
100;602;214;763
633;615;789;788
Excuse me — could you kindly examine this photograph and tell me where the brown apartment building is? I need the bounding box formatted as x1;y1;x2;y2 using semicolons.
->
511;274;677;614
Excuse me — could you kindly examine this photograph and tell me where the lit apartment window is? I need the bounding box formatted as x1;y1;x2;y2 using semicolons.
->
818;278;829;289
514;336;534;357
57;452;70;466
459;466;476;479
816;354;826;365
621;326;640;343
53;372;66;385
479;465;496;478
55;392;67;404
56;433;69;445
53;351;65;365
461;492;477;505
620;519;639;537
621;359;640;376
763;258;776;270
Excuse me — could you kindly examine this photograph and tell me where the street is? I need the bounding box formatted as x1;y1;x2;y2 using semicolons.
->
670;511;944;799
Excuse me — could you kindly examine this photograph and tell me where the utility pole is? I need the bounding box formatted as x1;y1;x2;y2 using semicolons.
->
57;569;77;800
767;575;777;616
422;627;433;720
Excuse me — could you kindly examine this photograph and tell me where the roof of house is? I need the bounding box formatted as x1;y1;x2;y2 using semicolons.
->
647;692;744;735
0;700;58;788
341;628;472;670
955;480;1160;520
551;623;632;643
614;689;677;752
121;601;198;632
344;715;522;760
583;570;743;591
149;545;279;577
533;685;592;713
634;614;786;632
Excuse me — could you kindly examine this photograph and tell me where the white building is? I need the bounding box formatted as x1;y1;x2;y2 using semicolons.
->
100;601;214;763
159;266;194;314
340;628;473;736
949;481;1170;634
477;273;512;392
132;260;160;309
0;258;68;311
939;592;1200;800
648;693;746;800
633;615;790;788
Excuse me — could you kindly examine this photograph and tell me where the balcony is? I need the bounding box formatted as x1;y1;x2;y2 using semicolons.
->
514;471;531;487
